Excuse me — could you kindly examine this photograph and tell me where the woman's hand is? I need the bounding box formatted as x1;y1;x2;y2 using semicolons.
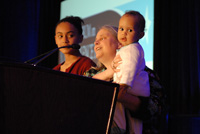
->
92;66;114;81
117;84;141;112
111;54;122;72
117;84;129;102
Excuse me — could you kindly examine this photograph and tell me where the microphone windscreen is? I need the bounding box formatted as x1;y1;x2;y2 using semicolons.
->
72;44;80;49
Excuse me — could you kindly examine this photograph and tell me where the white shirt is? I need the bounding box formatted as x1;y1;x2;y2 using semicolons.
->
113;42;150;134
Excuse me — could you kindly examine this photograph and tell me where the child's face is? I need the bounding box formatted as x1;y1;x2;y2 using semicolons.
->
118;14;143;46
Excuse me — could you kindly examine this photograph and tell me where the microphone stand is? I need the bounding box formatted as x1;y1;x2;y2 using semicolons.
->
24;46;67;66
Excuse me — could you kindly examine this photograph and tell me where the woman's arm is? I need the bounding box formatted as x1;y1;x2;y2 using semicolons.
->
117;84;141;112
118;84;150;120
92;67;114;81
92;55;122;81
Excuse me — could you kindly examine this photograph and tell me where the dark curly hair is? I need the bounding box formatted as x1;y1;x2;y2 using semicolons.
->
55;16;84;35
124;10;145;32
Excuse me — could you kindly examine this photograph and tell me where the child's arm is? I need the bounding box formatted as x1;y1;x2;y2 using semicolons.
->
118;44;142;87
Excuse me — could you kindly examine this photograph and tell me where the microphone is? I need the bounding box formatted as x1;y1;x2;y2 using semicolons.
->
24;44;80;66
58;44;80;49
66;44;80;49
59;44;80;49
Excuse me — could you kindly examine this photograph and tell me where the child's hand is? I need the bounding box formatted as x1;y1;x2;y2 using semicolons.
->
111;55;122;72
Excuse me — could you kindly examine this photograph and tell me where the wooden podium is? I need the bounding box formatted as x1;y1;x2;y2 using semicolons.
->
0;62;119;134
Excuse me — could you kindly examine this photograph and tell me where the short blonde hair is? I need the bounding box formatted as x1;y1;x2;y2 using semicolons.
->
100;25;118;40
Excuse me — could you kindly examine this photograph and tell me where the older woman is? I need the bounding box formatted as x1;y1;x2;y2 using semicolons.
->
85;25;147;134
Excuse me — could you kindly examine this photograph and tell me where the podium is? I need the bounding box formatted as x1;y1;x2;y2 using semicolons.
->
0;62;119;134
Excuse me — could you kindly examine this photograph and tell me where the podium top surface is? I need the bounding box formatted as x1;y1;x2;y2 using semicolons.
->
0;61;119;87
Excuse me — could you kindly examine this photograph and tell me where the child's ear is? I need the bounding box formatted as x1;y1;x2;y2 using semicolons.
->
139;32;145;39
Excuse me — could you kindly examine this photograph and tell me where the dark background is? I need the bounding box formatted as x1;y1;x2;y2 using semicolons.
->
0;0;200;133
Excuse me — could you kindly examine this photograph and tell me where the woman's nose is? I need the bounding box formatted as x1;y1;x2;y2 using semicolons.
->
94;40;99;45
63;36;69;43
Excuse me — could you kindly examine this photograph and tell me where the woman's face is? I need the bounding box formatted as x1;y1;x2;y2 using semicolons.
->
94;28;119;62
55;22;83;54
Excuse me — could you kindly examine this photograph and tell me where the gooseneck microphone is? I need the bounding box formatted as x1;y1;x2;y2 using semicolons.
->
24;44;80;66
67;44;80;49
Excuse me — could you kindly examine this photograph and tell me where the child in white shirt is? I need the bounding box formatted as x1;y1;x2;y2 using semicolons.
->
113;10;150;134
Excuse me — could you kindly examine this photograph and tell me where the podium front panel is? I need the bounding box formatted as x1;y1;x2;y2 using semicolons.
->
0;62;119;134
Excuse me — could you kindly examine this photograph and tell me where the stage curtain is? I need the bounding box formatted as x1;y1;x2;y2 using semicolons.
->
0;0;40;62
154;0;200;117
0;0;61;68
37;0;62;68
